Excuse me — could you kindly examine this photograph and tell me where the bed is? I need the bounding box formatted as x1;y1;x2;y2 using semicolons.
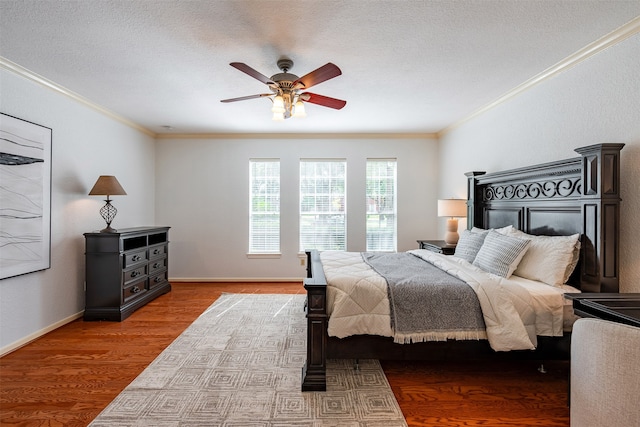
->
301;143;624;391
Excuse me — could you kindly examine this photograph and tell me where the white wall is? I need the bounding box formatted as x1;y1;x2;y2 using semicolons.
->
0;69;157;353
155;136;439;279
439;35;640;292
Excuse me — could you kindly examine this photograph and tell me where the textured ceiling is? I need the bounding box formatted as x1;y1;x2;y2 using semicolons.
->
1;1;639;135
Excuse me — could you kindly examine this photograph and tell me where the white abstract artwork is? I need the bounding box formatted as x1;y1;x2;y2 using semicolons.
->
0;113;52;279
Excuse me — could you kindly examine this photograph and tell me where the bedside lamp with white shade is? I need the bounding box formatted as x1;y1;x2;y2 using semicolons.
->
437;199;467;245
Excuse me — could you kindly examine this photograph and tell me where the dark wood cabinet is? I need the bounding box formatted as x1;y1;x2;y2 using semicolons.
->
84;226;171;321
565;293;640;328
417;239;456;255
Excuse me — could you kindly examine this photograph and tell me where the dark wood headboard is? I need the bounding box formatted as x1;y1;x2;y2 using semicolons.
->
466;143;624;293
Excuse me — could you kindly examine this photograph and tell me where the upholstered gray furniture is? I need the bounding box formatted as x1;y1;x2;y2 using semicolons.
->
571;318;640;427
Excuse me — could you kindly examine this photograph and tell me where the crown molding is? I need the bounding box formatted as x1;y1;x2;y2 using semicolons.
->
154;132;438;140
439;15;640;137
0;56;156;138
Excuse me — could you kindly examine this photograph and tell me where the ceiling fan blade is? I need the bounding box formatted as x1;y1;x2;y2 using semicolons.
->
294;63;341;89
301;93;347;110
220;93;272;103
229;63;275;85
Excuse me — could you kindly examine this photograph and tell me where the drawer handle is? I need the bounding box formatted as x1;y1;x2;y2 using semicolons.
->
131;271;140;278
132;255;141;262
131;286;141;294
153;262;161;268
153;249;161;255
154;276;162;283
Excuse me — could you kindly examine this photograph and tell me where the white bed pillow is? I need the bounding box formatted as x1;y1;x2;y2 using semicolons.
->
454;229;488;263
507;228;580;287
562;240;581;284
473;230;531;278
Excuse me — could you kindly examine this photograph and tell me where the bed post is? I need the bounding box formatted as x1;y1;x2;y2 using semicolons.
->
575;143;624;293
466;171;486;229
301;250;328;391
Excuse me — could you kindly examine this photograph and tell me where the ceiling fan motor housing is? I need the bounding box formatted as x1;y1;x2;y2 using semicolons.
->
270;73;299;85
270;58;301;91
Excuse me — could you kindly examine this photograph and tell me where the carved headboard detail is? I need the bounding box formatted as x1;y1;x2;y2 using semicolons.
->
466;143;624;293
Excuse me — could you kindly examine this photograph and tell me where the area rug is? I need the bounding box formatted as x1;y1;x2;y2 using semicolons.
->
89;293;407;426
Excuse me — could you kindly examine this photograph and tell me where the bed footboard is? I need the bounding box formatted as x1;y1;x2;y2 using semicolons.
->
301;250;328;391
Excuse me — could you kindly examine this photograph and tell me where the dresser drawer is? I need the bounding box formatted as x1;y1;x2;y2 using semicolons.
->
148;244;167;260
148;270;168;290
123;278;147;303
124;249;147;267
123;265;147;286
149;256;167;274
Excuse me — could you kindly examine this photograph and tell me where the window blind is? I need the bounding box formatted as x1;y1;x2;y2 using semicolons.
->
299;160;346;251
249;160;280;253
366;159;397;251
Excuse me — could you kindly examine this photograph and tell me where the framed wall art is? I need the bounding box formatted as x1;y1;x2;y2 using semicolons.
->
0;113;52;280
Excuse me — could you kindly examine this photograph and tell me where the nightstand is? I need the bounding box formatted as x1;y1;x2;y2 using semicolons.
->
416;240;456;255
564;293;640;328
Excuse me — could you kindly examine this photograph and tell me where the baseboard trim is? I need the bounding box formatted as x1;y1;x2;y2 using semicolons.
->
1;311;84;357
169;277;303;283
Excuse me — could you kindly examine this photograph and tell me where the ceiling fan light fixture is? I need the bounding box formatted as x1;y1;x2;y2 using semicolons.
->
272;111;285;121
271;95;285;113
293;100;307;118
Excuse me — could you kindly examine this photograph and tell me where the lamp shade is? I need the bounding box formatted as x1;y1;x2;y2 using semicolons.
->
437;199;466;218
88;176;127;196
271;95;285;113
293;100;307;118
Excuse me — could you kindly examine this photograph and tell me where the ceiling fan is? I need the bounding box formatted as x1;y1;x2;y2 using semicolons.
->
220;58;346;120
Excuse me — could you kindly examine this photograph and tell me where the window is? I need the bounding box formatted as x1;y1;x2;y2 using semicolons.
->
249;160;280;253
300;160;346;251
366;159;397;251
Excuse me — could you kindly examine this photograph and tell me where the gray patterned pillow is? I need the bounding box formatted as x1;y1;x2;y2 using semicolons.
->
473;230;531;278
454;229;488;263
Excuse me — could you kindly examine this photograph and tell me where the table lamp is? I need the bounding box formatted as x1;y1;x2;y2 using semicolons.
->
89;175;127;233
437;199;467;245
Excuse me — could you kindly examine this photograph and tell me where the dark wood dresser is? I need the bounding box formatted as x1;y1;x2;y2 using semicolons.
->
84;226;171;321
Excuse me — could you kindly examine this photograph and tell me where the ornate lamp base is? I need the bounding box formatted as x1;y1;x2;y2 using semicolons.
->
99;198;118;233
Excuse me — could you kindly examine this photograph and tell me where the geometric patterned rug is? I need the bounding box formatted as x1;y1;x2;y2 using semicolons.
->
89;293;408;426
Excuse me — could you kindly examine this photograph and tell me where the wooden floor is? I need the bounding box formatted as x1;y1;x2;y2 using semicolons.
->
0;282;569;427
382;359;569;426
